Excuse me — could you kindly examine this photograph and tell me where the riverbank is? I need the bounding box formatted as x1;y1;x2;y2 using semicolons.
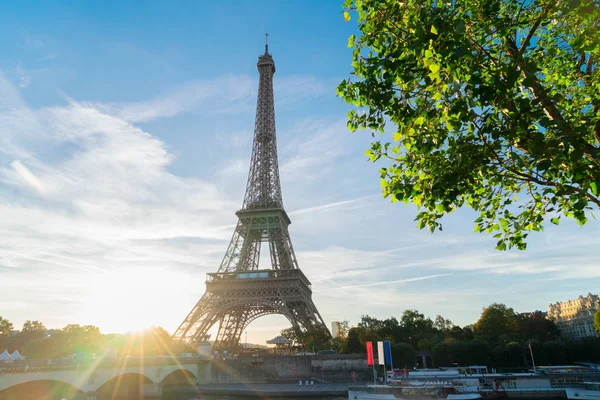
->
163;382;349;398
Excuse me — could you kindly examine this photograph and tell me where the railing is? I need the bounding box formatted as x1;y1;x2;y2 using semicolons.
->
206;269;311;288
0;355;209;374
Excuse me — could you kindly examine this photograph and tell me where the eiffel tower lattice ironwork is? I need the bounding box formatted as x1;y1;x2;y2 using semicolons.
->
173;40;329;352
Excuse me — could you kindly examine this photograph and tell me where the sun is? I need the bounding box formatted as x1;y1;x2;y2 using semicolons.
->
77;267;197;334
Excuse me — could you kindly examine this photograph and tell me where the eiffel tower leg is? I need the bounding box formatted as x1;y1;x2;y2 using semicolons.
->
219;222;261;272
173;293;222;344
269;218;330;338
213;308;249;352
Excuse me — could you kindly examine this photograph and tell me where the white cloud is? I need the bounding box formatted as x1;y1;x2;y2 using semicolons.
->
93;75;329;124
0;71;240;332
336;273;454;289
280;118;350;181
289;194;379;216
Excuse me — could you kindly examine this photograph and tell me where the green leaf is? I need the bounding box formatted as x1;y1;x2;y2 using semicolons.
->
495;241;507;251
415;116;426;126
343;11;351;21
347;34;355;48
436;203;445;213
393;131;403;141
430;25;438;35
551;217;560;225
591;182;598;196
429;63;440;74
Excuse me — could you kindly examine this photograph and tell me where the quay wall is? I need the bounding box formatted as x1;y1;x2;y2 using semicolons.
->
211;354;369;383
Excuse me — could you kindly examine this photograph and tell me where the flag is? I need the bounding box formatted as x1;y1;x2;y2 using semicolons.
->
377;341;385;365
384;341;393;366
366;341;374;366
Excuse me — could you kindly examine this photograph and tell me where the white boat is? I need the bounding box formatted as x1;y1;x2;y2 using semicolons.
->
565;382;600;400
351;365;600;400
447;394;482;400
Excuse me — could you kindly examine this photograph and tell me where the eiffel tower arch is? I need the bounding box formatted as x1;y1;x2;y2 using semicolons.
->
173;39;330;352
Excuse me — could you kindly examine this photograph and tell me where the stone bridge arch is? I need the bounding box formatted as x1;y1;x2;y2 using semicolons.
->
161;368;197;387
0;379;82;400
0;359;206;394
96;372;153;400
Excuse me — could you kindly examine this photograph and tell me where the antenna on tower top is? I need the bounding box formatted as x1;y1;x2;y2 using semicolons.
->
265;33;269;54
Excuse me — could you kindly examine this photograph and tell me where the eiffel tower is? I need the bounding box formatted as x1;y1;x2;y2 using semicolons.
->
173;38;329;352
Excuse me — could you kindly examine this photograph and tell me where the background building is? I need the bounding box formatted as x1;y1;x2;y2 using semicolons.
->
548;293;599;339
331;321;341;338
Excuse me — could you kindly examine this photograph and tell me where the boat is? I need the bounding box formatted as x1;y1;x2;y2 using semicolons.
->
447;394;482;400
349;365;600;400
565;382;600;400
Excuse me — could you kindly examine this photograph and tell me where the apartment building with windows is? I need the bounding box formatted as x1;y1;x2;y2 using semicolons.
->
548;293;599;339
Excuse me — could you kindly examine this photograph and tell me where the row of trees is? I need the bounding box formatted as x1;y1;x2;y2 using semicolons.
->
283;304;600;369
0;317;190;359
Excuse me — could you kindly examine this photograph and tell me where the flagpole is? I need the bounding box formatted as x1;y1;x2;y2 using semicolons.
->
528;342;536;373
373;362;377;384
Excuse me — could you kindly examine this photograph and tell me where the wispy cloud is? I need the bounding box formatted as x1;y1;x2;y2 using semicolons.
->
0;70;241;332
337;273;454;289
93;75;329;124
289;194;378;216
280;118;350;181
16;65;31;88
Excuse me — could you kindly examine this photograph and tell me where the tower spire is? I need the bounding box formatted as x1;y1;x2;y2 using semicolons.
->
265;33;269;54
244;36;279;210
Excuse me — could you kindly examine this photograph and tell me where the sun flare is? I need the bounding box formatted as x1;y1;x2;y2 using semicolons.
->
77;267;197;334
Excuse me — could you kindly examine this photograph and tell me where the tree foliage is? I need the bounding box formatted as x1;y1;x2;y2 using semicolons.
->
280;326;332;352
0;317;13;337
20;320;47;342
473;303;518;339
0;320;191;359
595;309;600;335
331;303;585;369
339;0;600;250
517;311;559;341
345;327;363;353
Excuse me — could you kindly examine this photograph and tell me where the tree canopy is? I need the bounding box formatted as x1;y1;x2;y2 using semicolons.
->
0;317;13;337
338;0;600;250
595;309;600;335
473;303;519;339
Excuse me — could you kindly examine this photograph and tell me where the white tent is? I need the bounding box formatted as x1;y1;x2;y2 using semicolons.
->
266;335;292;345
9;350;24;360
0;350;9;360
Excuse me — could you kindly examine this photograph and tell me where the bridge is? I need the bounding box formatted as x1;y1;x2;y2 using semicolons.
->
0;354;211;399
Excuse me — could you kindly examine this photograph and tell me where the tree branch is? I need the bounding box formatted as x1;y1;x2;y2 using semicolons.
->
473;118;600;208
519;8;546;54
506;38;600;162
586;55;594;76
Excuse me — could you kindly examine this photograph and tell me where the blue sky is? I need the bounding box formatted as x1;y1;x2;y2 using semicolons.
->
0;1;599;345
